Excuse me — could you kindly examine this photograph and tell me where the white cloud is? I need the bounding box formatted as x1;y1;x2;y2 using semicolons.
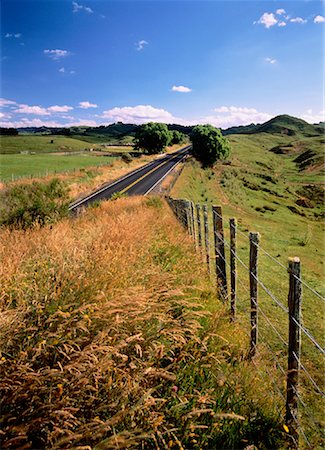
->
135;40;148;51
203;105;272;128
0;117;100;129
15;104;50;115
265;57;277;64
78;101;98;109
0;118;65;128
0;98;17;107
314;15;325;24
0;112;10;119
290;17;307;24
5;33;22;38
72;2;93;13
44;49;70;60
278;21;287;27
47;105;74;113
276;9;286;15
301;110;325;124
171;85;192;93
101;105;180;124
59;67;76;75
257;12;278;28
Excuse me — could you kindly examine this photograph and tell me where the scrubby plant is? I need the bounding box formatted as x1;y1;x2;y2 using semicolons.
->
0;178;69;229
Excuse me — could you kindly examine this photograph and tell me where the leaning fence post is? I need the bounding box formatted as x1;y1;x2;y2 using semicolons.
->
196;204;202;248
249;232;260;357
230;218;237;320
203;205;210;272
286;257;302;448
212;206;228;300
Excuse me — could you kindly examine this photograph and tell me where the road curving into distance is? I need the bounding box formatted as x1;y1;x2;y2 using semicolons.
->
69;145;190;212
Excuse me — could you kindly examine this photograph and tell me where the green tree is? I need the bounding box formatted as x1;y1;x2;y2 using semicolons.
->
190;124;231;166
134;122;172;154
171;130;186;145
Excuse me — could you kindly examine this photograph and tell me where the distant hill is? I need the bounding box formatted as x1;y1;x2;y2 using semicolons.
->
12;114;324;140
223;115;324;137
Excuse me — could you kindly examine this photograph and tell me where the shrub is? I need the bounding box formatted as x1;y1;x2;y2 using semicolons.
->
121;152;133;163
190;124;231;167
0;178;70;229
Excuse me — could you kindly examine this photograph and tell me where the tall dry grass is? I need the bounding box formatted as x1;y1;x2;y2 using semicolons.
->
0;197;286;449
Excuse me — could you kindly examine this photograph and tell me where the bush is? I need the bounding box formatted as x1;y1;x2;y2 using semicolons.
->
134;122;172;154
190;124;231;167
0;179;70;229
121;152;133;163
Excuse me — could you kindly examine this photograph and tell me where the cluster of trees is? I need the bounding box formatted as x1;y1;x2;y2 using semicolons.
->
0;127;18;136
134;122;231;166
134;123;187;154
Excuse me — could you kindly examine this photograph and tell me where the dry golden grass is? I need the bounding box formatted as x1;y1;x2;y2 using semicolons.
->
0;197;286;449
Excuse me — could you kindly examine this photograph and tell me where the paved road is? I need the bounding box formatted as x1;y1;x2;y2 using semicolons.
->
69;145;190;212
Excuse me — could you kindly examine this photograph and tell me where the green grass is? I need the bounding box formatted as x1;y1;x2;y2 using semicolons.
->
171;132;324;448
0;153;117;181
0;135;102;154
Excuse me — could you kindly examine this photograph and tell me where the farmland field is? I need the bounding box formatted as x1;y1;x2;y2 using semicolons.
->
0;153;117;181
0;135;104;154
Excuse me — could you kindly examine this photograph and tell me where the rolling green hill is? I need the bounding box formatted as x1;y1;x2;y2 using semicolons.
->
223;114;324;137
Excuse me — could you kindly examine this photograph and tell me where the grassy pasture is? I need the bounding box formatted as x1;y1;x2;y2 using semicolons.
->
0;153;117;181
0;135;104;154
171;132;324;447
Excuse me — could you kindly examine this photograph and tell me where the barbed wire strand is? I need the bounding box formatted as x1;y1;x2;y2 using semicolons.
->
259;338;287;377
254;301;288;347
253;344;287;403
291;318;325;355
211;209;325;302
290;412;312;448
292;352;325;396
292;385;323;430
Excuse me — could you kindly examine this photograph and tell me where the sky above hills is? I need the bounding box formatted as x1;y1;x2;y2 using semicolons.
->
1;0;324;129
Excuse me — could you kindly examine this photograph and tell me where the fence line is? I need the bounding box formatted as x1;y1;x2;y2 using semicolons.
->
167;197;325;449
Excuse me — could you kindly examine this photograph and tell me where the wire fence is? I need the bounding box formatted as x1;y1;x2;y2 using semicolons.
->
167;197;325;450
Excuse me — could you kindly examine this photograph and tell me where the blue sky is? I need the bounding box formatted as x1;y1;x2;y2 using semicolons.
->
1;0;324;128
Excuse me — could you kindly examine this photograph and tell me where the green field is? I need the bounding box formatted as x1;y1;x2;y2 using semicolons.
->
172;131;324;447
0;153;117;181
0;135;103;154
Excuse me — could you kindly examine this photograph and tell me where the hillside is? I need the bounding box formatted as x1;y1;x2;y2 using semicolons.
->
223;115;324;137
0;197;285;449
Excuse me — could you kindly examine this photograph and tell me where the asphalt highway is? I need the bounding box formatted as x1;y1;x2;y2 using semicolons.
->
69;145;190;212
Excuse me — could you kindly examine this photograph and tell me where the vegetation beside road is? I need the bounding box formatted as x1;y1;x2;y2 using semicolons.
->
171;129;324;446
0;196;287;449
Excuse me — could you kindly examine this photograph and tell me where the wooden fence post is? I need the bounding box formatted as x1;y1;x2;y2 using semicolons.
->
230;218;237;320
186;201;193;237
190;201;196;243
203;205;210;272
212;206;228;299
196;204;202;248
286;257;302;448
249;232;260;357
